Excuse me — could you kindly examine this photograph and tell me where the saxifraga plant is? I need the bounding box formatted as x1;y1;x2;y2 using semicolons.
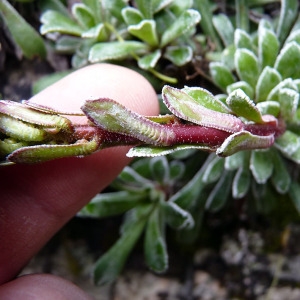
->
1;0;300;286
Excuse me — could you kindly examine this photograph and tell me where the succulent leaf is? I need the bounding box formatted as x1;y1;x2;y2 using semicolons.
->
250;149;273;184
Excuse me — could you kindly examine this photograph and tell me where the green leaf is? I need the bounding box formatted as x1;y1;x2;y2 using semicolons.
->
161;9;201;47
121;7;144;25
82;0;102;23
255;67;282;102
271;149;291;194
162;86;243;133
79;191;147;218
93;204;151;285
267;78;298;101
118;166;153;188
221;44;236;70
256;101;280;117
89;41;148;62
258;20;279;69
235;48;259;88
286;29;300;45
275;130;300;163
149;156;169;184
72;3;95;29
144;206;168;273
234;28;252;50
202;154;224;184
276;0;299;44
217;131;274;157
206;170;233;212
82;23;108;41
128;20;159;47
162;201;194;229
164;46;193;66
250;149;273;184
275;42;300;79
212;14;234;47
40;10;84;36
209;62;236;92
0;0;46;58
102;0;127;21
226;81;254;99
289;181;300;213
278;88;299;120
232;163;251;199
224;151;246;170
138;50;161;69
226;89;264;123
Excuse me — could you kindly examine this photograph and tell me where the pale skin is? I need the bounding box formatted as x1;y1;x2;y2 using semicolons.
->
0;64;159;299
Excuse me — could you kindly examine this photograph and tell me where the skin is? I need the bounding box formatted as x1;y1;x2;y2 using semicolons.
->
0;64;159;299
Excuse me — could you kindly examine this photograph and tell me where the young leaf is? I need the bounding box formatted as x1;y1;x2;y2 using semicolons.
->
128;20;159;47
89;41;149;62
256;101;280;117
255;67;282;102
209;62;236;92
144;206;168;273
162;201;194;230
82;24;108;41
217;131;274;157
278;88;299;120
164;46;193;66
40;10;84;36
212;14;234;47
149;156;170;184
274;42;300;79
267;78;297;101
235;48;259;88
138;50;161;70
0;0;46;58
224;151;246;170
250;149;273;184
162;86;244;133
121;7;144;25
226;89;264;123
275;130;300;163
160;9;201;47
93;204;151;285
206;170;233;212
234;29;252;50
72;3;95;29
232;163;251;199
226;81;254;99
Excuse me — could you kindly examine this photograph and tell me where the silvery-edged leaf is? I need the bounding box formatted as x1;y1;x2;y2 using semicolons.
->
226;89;264;123
250;149;273;184
160;9;201;47
183;86;231;113
0;0;46;59
81;23;108;41
278;88;299;120
55;36;81;53
121;7;143;25
128;20;159;47
202;154;224;184
72;3;95;29
235;48;259;88
271;149;291;194
267;78;298;101
164;46;193;66
169;160;185;181
256;101;280;117
275;130;300;163
212;13;234;47
8;139;99;164
209;62;235;92
82;99;174;146
255;67;282;102
162;86;243;133
82;0;102;22
285;29;300;45
144;206;168;273
274;42;300;79
221;44;236;70
276;0;299;44
149;156;170;184
138;50;161;69
162;201;194;230
79;191;147;218
217;131;274;157
232;163;251;199
289;181;300;214
170;0;193;15
234;29;252;50
224;151;246;170
40;10;84;36
94;204;152;285
258;20;279;69
118;166;153;188
205;170;233;212
127;144;215;158
226;81;254;100
89;41;149;62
